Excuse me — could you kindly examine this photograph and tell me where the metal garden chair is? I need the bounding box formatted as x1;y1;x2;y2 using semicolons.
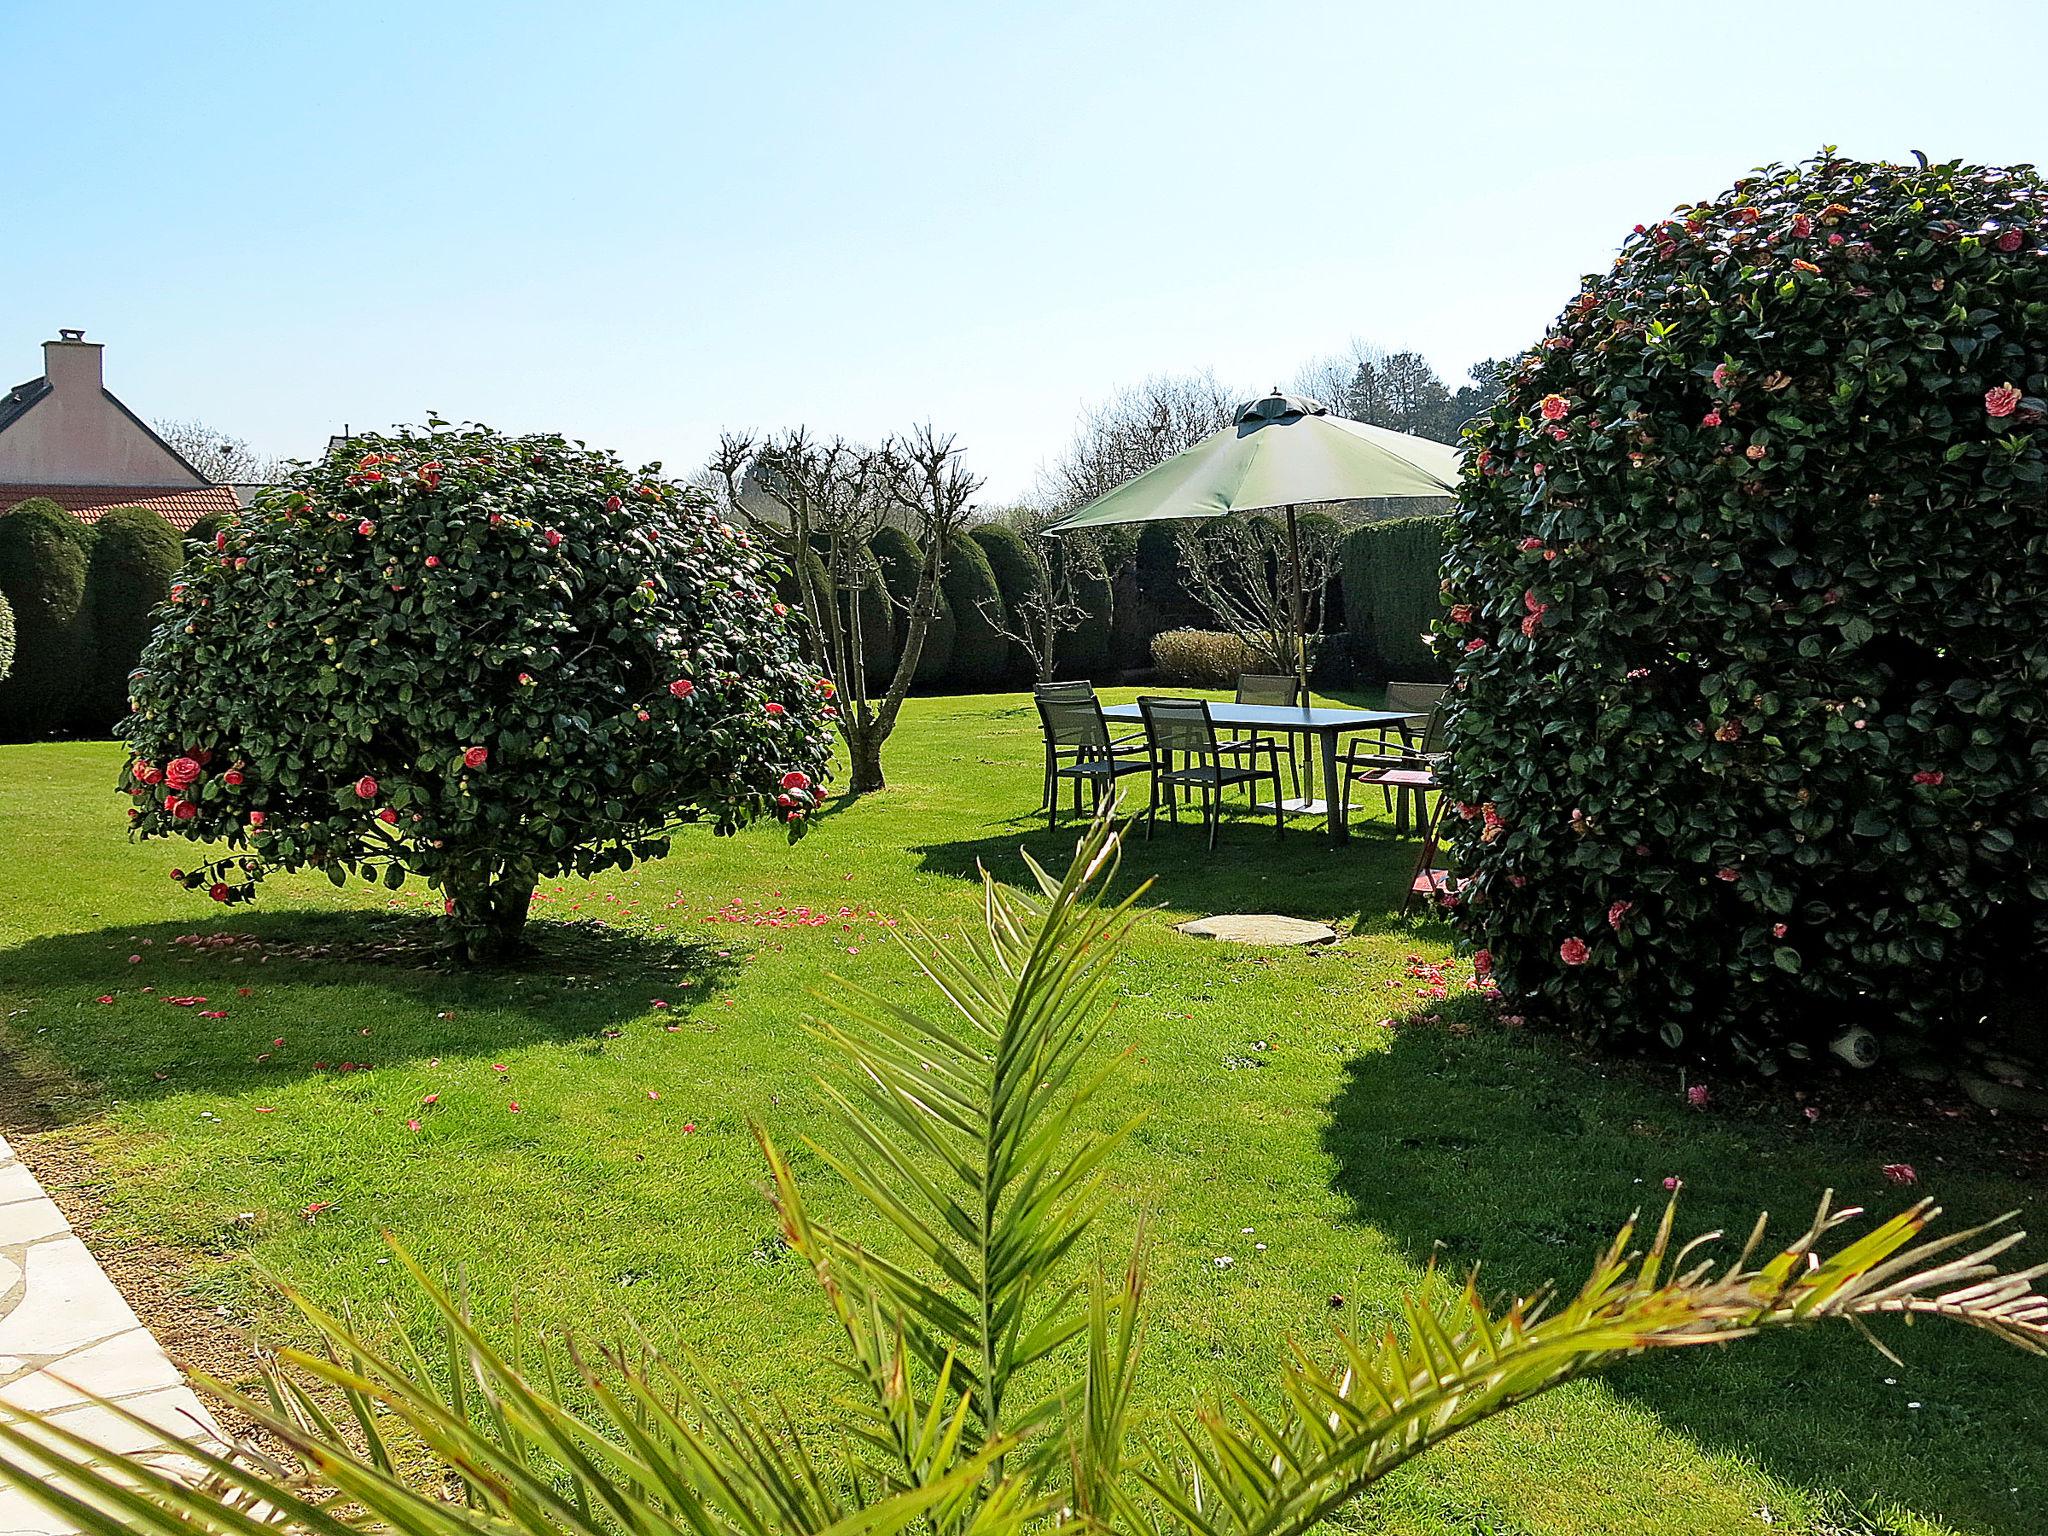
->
1340;698;1448;835
1137;695;1285;850
1218;672;1303;798
1035;694;1151;830
1032;680;1144;814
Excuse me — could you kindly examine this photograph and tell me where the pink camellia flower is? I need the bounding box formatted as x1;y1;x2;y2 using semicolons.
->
1790;213;1813;238
1464;638;1486;653
1701;411;1722;427
1997;229;2024;252
1912;769;1945;786
1523;589;1544;614
209;883;230;902
785;809;805;823
1607;899;1633;931
780;769;813;791
1711;363;1732;388
765;701;787;717
377;808;399;825
463;746;489;770
668;678;694;699
1558;936;1590;966
543;528;563;548
1716;866;1739;882
635;709;650;721
357;520;376;536
1985;382;2022;418
1449;603;1474;624
1686;1083;1710;1108
518;672;534;686
248;811;266;827
165;757;203;789
1472;948;1493;979
1745;444;1766;461
171;799;198;821
1883;1162;1917;1186
1772;921;1788;938
425;555;440;568
1538;393;1570;421
605;494;623;512
354;775;379;800
773;602;788;616
1519;612;1544;638
1518;536;1544;551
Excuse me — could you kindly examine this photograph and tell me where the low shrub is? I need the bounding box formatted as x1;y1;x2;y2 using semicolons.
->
0;497;95;741
1151;627;1269;687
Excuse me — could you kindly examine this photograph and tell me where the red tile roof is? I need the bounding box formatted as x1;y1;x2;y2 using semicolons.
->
0;484;241;532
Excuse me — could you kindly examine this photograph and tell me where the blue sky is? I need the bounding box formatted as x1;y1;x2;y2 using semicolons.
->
5;1;2042;500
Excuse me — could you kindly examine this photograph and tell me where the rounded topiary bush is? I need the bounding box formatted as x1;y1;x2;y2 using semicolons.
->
1441;151;2047;1069
119;423;836;962
82;504;184;732
0;497;96;741
938;531;1007;688
970;522;1041;683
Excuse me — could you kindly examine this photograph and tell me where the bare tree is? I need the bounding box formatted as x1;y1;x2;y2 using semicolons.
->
153;418;285;484
975;511;1108;685
714;425;981;794
1291;340;1390;415
1036;371;1235;514
1174;512;1344;676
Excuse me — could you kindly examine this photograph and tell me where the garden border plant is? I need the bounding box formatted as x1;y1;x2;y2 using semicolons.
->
1440;151;2048;1068
117;421;835;962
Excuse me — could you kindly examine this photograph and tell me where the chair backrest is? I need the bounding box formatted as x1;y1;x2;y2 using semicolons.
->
1037;695;1112;755
1416;701;1450;755
1235;673;1300;707
1384;680;1447;722
1033;679;1095;703
1138;696;1217;758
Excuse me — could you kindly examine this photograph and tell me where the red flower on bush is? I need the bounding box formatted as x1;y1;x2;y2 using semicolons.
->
249;811;265;827
543;528;563;548
1701;411;1722;427
354;776;380;800
378;808;399;824
1558;936;1590;965
463;746;489;770
1518;536;1544;551
425;555;441;568
814;677;836;698
209;883;230;902
668;678;694;700
357;520;376;536
605;494;623;512
1464;638;1486;653
1607;899;1633;931
170;799;197;821
1538;394;1570;422
1996;229;2024;252
165;757;203;789
222;768;244;786
765;702;786;717
1985;382;2022;418
1912;769;1945;786
780;770;812;791
1449;603;1475;624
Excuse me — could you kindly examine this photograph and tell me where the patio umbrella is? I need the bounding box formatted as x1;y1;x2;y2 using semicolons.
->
1043;391;1462;690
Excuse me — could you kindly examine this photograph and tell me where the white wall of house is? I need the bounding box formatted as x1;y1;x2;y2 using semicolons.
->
0;337;204;488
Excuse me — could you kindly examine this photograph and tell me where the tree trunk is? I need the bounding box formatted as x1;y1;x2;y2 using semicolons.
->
446;868;539;965
846;730;887;795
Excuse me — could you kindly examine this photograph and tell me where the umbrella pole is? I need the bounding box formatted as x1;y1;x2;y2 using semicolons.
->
1284;503;1308;696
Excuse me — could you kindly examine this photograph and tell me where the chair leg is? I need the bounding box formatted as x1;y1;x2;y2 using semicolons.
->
1206;785;1220;851
1047;775;1059;832
1144;771;1157;840
1272;763;1285;839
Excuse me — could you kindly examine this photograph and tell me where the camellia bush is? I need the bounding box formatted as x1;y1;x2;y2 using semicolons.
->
1440;152;2047;1067
119;423;836;961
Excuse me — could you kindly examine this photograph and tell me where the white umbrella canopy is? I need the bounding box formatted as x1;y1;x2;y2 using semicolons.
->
1043;392;1463;686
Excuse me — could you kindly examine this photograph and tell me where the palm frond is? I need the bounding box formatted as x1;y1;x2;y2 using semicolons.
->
764;809;1149;1451
1143;1191;2048;1536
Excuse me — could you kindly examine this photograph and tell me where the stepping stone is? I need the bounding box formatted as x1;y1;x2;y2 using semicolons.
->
1175;914;1337;947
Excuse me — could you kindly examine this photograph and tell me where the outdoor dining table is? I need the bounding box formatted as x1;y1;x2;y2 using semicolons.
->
1099;702;1413;845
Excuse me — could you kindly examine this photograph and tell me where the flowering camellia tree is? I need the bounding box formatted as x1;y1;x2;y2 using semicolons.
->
119;423;835;962
1440;151;2047;1067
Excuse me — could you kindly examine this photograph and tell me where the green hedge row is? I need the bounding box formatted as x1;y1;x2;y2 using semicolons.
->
0;497;184;741
1338;515;1451;682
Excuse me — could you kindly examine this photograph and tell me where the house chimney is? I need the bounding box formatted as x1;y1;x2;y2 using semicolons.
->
44;329;104;398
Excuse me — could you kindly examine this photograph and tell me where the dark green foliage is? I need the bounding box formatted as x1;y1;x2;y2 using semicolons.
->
872;524;955;685
780;545;895;687
0;589;13;683
1440;152;2048;1067
82;505;184;732
1063;559;1116;678
937;532;1007;687
117;424;835;960
970;523;1041;683
0;498;96;741
183;510;232;554
1340;516;1450;682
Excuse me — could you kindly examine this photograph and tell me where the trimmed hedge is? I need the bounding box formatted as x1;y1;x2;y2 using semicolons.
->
1151;628;1267;687
0;589;13;683
1340;516;1450;682
938;533;1007;687
871;525;956;686
83;505;185;731
0;498;95;741
1439;151;2048;1069
970;523;1041;683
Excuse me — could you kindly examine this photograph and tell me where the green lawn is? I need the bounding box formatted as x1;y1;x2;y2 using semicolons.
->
1;691;2042;1536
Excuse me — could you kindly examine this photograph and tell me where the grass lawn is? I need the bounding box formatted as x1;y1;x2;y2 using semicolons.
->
1;689;2042;1536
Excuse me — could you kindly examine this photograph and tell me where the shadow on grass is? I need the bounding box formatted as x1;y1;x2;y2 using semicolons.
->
0;908;740;1121
1323;1014;2046;1534
912;804;1444;939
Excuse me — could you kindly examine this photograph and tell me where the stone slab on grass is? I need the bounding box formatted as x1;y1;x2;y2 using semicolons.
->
1175;914;1337;947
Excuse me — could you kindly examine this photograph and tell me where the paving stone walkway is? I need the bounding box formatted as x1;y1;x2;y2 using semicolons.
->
0;1135;223;1534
